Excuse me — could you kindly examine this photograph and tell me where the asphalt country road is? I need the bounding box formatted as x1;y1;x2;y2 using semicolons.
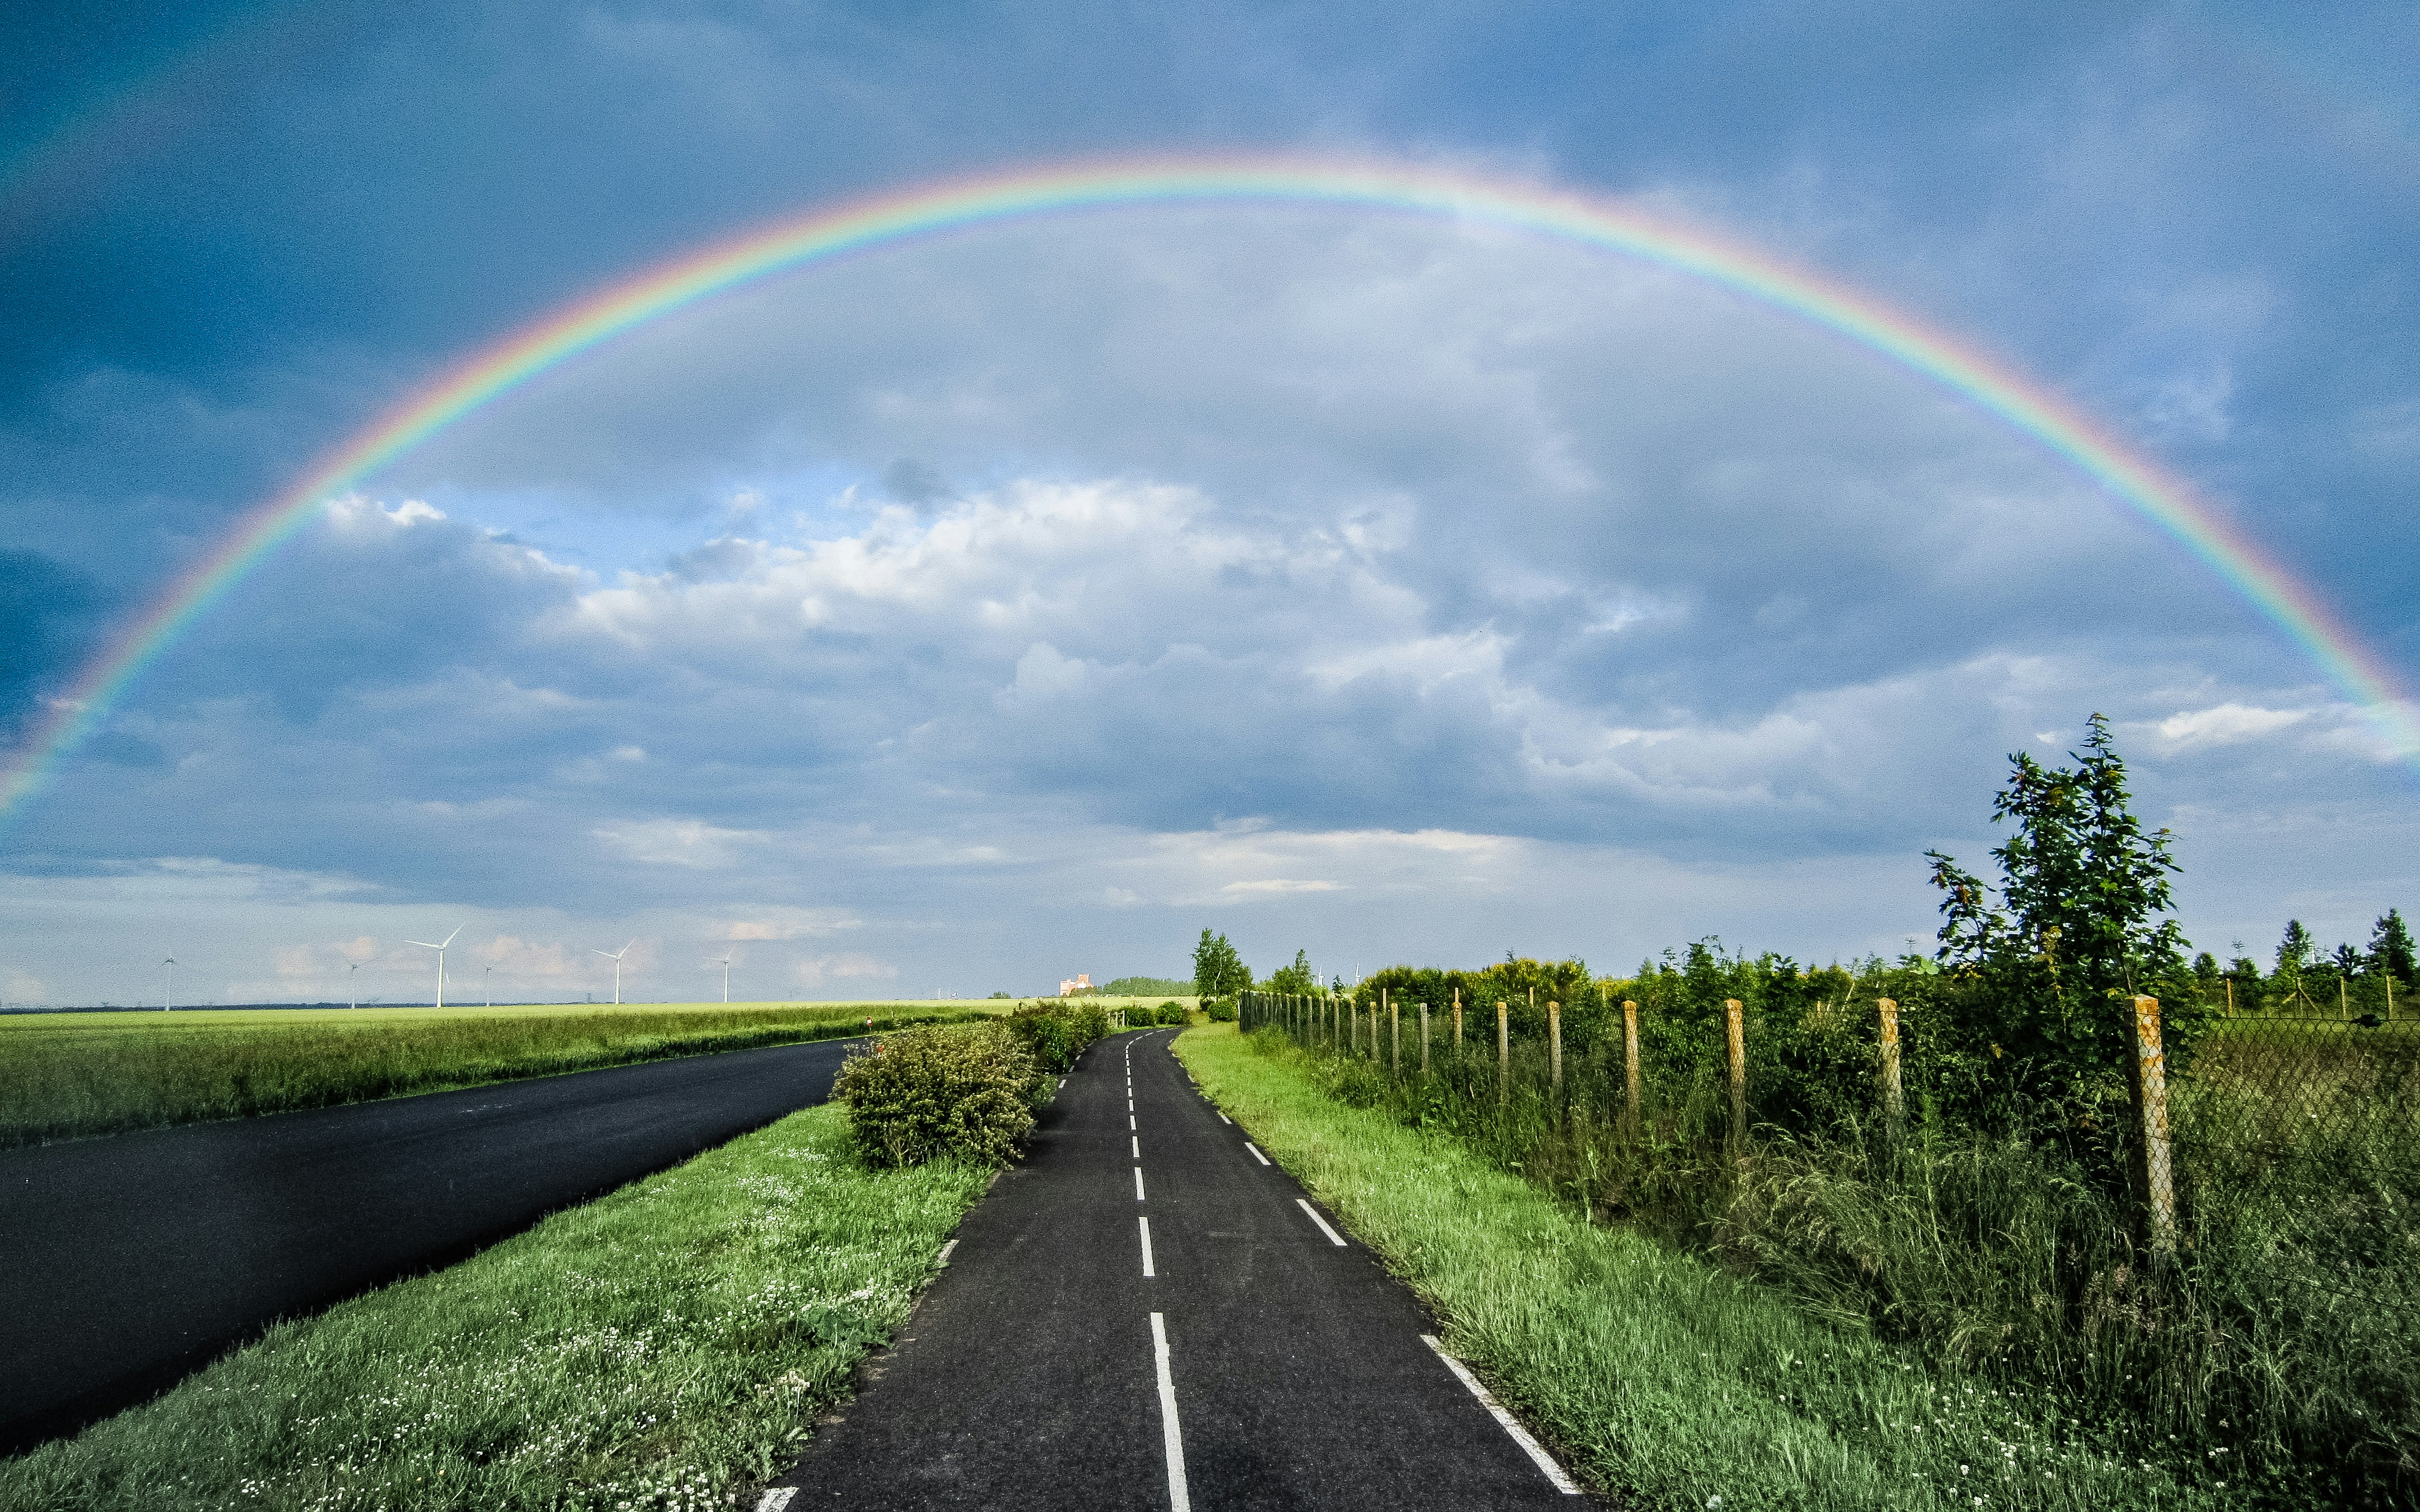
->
771;1029;1586;1510
0;1035;864;1454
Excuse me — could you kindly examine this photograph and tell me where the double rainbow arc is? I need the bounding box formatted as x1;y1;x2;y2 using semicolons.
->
6;153;2410;825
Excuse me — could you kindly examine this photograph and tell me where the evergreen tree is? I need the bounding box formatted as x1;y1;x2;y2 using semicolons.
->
2276;919;2314;979
2368;908;2416;986
2331;942;2364;976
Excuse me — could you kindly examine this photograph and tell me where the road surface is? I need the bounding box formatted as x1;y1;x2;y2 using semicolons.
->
769;1028;1586;1509
0;1036;863;1454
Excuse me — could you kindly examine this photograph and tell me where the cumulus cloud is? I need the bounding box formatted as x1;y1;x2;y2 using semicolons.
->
8;186;2416;998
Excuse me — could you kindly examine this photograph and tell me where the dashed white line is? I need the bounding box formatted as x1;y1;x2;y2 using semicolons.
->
1295;1197;1347;1247
755;1489;797;1512
1244;1142;1270;1166
1151;1312;1192;1512
1132;1136;1140;1159
1130;1115;1137;1131
1134;1166;1146;1201
1138;1215;1156;1277
1421;1334;1583;1494
938;1239;958;1265
1216;1111;1231;1124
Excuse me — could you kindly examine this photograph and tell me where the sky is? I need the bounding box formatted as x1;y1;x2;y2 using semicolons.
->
3;0;2418;1007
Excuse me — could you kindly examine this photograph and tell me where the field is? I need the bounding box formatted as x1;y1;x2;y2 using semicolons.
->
1172;1022;2222;1511
0;999;1013;1147
0;996;1200;1147
0;1101;988;1511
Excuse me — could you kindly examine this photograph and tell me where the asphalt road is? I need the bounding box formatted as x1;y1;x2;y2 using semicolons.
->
771;1028;1587;1510
0;1035;863;1454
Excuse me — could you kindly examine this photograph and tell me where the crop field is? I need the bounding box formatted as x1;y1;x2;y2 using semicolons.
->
0;999;1023;1147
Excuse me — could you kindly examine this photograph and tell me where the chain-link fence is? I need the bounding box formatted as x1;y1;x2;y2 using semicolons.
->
1237;984;2420;1305
2175;1009;2420;1309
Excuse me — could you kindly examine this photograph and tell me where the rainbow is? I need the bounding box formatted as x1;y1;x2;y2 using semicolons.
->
6;153;2413;824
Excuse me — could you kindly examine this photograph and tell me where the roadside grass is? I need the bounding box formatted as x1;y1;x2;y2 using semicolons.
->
0;1001;1005;1146
1174;1022;2228;1512
0;1101;988;1511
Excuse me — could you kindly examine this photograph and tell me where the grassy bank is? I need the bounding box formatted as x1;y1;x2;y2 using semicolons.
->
0;1001;999;1146
1175;1022;2227;1512
0;1101;987;1510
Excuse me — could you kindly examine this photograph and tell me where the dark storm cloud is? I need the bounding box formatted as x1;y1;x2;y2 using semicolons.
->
4;0;2419;1003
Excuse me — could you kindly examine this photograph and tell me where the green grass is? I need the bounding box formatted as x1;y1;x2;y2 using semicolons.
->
1174;1022;2232;1512
0;1000;1011;1147
0;1101;989;1511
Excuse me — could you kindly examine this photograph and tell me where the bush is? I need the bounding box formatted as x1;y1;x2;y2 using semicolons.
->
1003;998;1108;1071
833;1025;1038;1168
1202;997;1237;1023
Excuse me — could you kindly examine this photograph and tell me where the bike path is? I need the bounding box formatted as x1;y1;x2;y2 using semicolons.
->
0;1035;864;1454
770;1028;1584;1509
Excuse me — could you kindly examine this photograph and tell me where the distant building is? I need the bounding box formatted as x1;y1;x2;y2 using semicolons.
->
1059;973;1094;997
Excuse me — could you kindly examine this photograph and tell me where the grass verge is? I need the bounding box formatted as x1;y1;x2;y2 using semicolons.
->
0;1002;997;1147
0;1102;988;1511
1174;1022;2230;1512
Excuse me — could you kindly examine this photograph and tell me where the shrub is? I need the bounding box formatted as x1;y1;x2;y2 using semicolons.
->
1201;997;1237;1023
833;1025;1037;1168
1003;998;1107;1071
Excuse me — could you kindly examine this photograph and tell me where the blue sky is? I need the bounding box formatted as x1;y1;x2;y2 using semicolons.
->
3;1;2418;1006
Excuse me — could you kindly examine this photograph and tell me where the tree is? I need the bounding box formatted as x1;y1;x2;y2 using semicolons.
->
1264;949;1321;997
1190;929;1250;998
2369;909;2416;986
1926;715;2195;1108
2275;919;2314;981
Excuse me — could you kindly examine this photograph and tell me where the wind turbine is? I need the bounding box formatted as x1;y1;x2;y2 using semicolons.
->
594;940;635;1006
483;964;495;1008
404;925;464;1008
709;954;731;1004
347;960;362;1010
162;956;175;1011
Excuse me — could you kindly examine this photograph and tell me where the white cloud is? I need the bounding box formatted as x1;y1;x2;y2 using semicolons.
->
2154;702;2309;749
590;819;768;870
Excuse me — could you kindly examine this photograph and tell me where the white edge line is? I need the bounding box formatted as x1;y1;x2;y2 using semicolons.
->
755;1489;797;1512
938;1239;958;1265
1151;1312;1192;1512
1139;1214;1156;1277
1216;1110;1231;1124
1295;1196;1347;1246
1421;1334;1583;1495
1135;1166;1146;1201
1244;1141;1271;1166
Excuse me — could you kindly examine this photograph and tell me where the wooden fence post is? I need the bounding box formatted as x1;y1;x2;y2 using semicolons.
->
1548;1000;1562;1090
1622;1000;1641;1139
1391;992;1400;1074
1497;1000;1510;1105
1725;997;1747;1158
1453;990;1463;1052
2126;995;2177;1261
1877;997;1902;1139
1349;995;1358;1055
1421;1000;1431;1075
